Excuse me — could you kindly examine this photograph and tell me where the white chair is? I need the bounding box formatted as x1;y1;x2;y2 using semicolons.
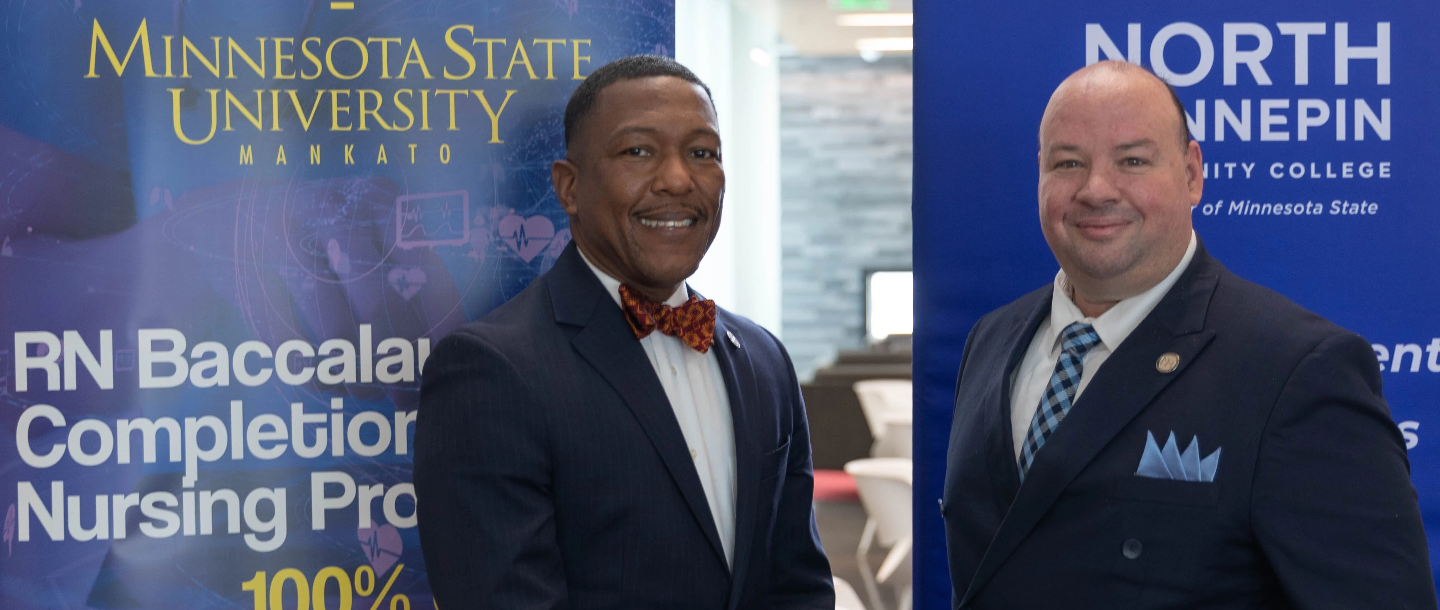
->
879;416;912;461
834;575;867;610
844;458;913;610
853;380;913;459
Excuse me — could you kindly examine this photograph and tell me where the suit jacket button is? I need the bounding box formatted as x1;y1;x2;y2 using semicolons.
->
1123;538;1143;559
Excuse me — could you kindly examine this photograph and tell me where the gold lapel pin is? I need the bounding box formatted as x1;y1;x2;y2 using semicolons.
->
1156;352;1181;373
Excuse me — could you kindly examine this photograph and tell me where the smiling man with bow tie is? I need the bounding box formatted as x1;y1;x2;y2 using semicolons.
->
415;55;833;610
941;61;1433;609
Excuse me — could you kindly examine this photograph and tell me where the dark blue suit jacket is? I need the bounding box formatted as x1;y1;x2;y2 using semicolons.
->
415;243;833;610
942;243;1434;609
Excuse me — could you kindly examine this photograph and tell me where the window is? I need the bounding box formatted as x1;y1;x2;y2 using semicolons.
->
865;270;912;342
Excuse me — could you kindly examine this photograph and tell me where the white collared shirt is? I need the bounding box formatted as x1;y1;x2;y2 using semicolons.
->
1009;232;1198;458
579;250;737;567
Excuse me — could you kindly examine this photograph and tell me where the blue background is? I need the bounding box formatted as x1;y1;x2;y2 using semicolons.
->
913;1;1440;607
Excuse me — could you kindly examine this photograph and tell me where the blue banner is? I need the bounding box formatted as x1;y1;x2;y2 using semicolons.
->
0;1;672;608
914;1;1439;607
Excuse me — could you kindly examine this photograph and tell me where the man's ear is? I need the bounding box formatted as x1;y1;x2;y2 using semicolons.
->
1184;140;1204;205
552;159;580;215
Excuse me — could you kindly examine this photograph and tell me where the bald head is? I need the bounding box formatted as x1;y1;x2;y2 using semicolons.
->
1041;61;1191;152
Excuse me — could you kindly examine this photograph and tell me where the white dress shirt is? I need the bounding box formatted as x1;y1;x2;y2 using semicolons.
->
580;250;737;567
1009;232;1198;458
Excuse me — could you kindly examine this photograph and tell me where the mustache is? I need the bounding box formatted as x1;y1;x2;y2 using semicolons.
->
630;202;711;220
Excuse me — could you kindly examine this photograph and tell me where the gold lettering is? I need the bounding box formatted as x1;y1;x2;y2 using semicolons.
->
376;144;388;164
326;37;368;80
86;18;157;78
358;90;391;131
170;88;219;145
532;39;566;80
392;90;416;131
443;25;475;80
287;89;325;131
226;37;267;78
434;89;468;130
399;39;433;79
572;39;591;79
473;39;506;79
240;145;253;165
273;38;296;79
162;35;174;77
276;145;288;165
344;144;355;164
367;37;401;78
224;90;264;131
270;89;282;131
504;40;537;79
330;89;353;131
300;37;323;79
473;89;517;143
182;36;222;78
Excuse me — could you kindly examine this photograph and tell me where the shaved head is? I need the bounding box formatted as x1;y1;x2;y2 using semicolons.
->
1042;61;1192;151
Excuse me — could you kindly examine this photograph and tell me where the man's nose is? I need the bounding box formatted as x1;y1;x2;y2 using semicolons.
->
1074;165;1121;206
653;152;695;195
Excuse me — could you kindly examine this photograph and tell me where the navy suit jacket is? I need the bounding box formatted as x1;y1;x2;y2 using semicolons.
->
943;243;1434;609
415;243;833;610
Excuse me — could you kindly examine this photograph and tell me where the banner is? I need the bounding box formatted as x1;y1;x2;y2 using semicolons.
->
914;1;1440;607
0;1;672;608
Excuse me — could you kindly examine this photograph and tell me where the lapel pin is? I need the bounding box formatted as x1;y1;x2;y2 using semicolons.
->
1156;352;1181;373
726;330;740;348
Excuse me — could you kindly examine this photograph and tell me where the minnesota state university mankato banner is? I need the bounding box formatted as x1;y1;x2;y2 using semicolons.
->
0;1;673;608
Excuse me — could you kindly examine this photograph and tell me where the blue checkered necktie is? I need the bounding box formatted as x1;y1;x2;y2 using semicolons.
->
1018;322;1103;482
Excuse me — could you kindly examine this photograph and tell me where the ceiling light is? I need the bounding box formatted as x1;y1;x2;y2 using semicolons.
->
855;37;914;52
749;47;773;67
837;13;913;27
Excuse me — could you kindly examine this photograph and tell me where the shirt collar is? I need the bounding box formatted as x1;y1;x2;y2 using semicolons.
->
1044;231;1198;354
577;246;689;308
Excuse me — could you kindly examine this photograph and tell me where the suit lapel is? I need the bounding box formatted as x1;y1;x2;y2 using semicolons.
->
549;244;730;568
984;292;1052;510
961;247;1223;606
712;314;760;608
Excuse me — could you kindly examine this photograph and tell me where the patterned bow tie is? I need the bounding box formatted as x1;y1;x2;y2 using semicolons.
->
618;284;717;353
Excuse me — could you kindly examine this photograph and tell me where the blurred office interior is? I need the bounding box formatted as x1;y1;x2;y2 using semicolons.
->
677;2;914;608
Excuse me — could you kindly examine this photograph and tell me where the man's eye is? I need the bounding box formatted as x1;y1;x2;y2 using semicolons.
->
1055;160;1081;169
624;147;649;156
691;149;716;159
1123;157;1147;166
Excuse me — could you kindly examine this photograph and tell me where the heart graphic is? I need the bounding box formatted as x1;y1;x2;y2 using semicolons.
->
386;268;427;300
498;214;556;263
358;520;403;576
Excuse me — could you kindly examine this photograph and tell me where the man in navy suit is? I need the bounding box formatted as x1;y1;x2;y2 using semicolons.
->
942;61;1434;608
414;55;833;609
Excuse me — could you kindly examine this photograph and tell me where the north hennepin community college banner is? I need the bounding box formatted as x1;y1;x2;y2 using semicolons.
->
0;2;672;608
915;1;1440;608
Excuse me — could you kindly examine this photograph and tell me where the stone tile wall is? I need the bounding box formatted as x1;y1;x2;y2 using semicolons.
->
780;56;913;379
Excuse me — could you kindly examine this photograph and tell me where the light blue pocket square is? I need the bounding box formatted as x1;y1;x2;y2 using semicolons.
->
1136;431;1221;482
